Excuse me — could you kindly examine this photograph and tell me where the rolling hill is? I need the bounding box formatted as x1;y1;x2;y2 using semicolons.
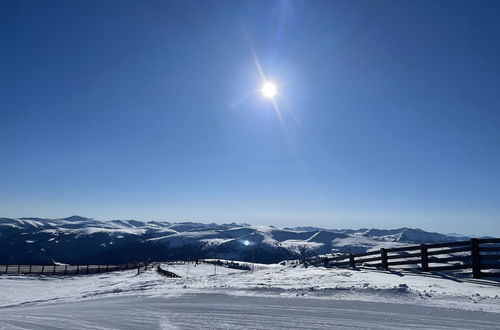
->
0;216;470;264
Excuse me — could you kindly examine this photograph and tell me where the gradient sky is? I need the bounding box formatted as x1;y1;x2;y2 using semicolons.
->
1;1;499;235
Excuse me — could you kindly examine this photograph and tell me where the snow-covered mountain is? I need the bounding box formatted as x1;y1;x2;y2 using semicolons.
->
0;216;470;264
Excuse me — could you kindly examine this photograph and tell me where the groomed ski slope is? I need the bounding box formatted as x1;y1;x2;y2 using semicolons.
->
1;262;499;329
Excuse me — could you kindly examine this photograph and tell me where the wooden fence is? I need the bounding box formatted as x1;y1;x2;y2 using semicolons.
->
156;265;181;278
323;238;500;279
199;259;251;271
0;263;144;275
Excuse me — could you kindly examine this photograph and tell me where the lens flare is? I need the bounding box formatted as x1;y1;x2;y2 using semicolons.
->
261;81;277;98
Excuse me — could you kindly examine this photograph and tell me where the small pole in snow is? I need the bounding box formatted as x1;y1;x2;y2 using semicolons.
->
252;246;255;272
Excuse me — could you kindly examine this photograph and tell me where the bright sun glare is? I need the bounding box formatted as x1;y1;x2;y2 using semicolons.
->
261;81;277;98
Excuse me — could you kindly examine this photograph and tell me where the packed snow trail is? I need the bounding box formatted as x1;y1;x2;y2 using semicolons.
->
0;293;499;329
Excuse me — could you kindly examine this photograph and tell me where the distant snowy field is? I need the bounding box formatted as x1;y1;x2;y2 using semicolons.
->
1;263;500;329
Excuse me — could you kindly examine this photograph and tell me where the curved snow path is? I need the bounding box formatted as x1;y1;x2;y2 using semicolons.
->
0;293;499;329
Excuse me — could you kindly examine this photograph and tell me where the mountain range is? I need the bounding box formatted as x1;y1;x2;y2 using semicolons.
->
0;216;472;264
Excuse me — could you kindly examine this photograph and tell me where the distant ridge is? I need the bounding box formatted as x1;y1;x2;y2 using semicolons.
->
0;216;473;265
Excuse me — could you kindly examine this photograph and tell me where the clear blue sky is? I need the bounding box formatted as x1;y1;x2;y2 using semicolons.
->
1;1;499;235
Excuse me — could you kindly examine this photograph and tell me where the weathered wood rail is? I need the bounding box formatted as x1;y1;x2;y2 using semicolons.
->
0;263;144;275
323;238;500;279
156;265;181;278
199;259;251;271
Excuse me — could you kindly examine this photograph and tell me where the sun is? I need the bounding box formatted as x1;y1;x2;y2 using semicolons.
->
261;81;277;98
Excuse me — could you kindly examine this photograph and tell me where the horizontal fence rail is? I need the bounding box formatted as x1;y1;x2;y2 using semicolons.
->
322;238;500;279
0;263;145;276
198;259;252;271
156;265;181;278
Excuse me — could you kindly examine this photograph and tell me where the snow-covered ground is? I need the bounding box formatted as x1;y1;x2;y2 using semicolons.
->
2;294;500;329
1;262;499;329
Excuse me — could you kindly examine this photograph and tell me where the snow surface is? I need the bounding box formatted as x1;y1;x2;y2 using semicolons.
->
1;262;500;328
1;263;499;312
1;294;500;329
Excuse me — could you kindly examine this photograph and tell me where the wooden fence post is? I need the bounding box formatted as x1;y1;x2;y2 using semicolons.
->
349;254;355;268
106;265;109;272
420;244;429;272
41;265;45;274
64;265;67;275
5;265;8;273
17;265;21;274
86;265;90;274
380;248;388;270
29;265;32;274
471;238;481;279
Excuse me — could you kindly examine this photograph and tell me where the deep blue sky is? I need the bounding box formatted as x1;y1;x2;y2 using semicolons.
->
1;1;499;235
